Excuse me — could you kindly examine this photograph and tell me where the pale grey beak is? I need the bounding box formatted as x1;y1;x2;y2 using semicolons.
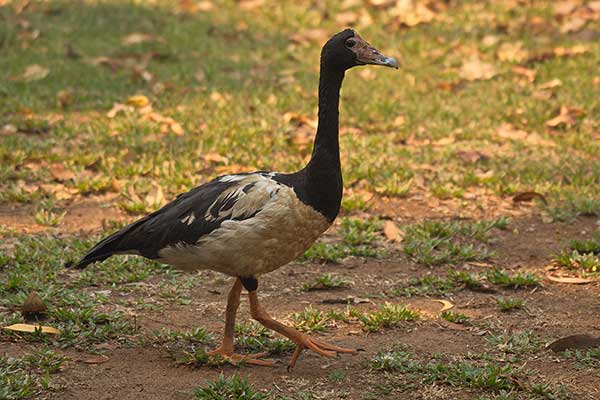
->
380;56;400;69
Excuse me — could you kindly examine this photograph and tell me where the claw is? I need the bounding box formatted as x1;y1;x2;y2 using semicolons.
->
287;335;356;370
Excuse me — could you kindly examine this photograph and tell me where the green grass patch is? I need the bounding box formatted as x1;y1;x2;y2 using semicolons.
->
496;298;526;312
194;374;269;400
358;303;418;332
301;274;351;291
402;218;507;266
561;348;600;368
485;269;541;288
440;310;470;324
235;321;294;355
487;331;543;354
303;217;383;263
0;348;66;399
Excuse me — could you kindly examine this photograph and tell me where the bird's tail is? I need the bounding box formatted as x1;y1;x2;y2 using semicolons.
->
69;225;136;269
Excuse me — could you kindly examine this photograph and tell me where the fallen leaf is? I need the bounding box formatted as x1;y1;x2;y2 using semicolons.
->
201;152;228;164
512;65;536;82
391;1;436;27
546;275;593;284
547;335;600;352
554;1;578;17
170;121;184;136
497;42;529;63
0;124;18;136
383;220;403;242
560;17;587;33
289;29;330;44
456;150;486;164
538;79;562;90
359;68;375;81
4;323;60;334
83;355;110;364
545;106;584;128
434;299;454;312
178;0;213;12
11;64;49;82
144;185;165;209
434;136;455;146
49;163;75;182
512;191;548;205
126;95;150;108
496;123;529;140
459;56;497;81
194;69;206;82
239;0;264;10
335;11;358;25
57;90;73;107
393;115;405;127
121;33;164;46
107;103;132;118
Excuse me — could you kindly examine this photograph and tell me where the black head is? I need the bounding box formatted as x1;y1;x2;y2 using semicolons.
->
321;29;399;71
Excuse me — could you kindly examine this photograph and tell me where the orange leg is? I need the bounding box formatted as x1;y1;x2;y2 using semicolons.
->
248;290;356;370
208;278;274;366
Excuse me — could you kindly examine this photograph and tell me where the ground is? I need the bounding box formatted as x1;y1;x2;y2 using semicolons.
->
1;1;599;399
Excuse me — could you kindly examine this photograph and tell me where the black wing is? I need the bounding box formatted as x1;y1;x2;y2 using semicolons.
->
71;172;281;268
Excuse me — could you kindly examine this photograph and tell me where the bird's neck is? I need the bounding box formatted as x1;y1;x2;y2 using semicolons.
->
308;65;344;171
302;63;345;221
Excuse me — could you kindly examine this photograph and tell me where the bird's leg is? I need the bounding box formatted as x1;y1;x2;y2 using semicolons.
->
208;278;274;366
248;290;356;370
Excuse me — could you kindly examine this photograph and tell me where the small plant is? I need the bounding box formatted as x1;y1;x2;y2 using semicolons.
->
554;250;600;273
570;231;600;254
369;350;416;371
292;306;330;332
301;274;351;291
235;321;294;354
194;374;269;399
562;348;600;368
359;303;418;332
486;269;540;288
441;311;470;324
487;331;543;354
496;298;525;312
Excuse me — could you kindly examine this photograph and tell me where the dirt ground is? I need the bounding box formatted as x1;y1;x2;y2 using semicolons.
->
2;200;599;400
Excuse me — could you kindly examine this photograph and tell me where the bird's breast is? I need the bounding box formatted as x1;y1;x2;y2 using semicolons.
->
158;185;331;276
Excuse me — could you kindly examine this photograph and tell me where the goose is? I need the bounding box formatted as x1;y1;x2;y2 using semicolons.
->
72;29;398;369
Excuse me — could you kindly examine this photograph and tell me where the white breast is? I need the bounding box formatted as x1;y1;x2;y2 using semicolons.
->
157;185;330;277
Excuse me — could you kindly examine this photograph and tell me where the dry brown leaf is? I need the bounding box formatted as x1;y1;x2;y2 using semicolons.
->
359;69;375;81
392;1;436;27
4;323;60;334
201;152;229;164
546;275;593;284
335;11;358;25
434;136;455;146
538;78;562;90
545;106;584;128
11;64;49;82
289;29;330;44
170;121;184;136
0;124;18;136
194;69;206;82
57;90;74;107
497;42;529;63
547;335;600;352
512;65;536;82
560;17;587;33
456;150;486;164
239;0;264;10
106;103;132;118
496;123;529;140
83;355;110;364
393;115;405;127
554;1;578;16
513;191;548;205
383;220;403;242
178;0;213;12
145;185;165;209
434;299;454;312
49;163;75;182
459;56;497;81
121;33;163;46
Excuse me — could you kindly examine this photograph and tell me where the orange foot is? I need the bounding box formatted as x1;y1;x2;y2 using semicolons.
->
289;334;356;370
208;347;275;367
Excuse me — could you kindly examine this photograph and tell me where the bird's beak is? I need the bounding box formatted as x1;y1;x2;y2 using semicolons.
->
353;35;400;69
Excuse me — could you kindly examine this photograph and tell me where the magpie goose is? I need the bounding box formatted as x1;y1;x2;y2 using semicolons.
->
72;29;398;369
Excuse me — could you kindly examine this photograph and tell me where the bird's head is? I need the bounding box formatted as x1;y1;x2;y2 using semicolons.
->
321;28;399;71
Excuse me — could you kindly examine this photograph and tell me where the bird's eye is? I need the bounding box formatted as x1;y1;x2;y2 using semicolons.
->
345;38;356;48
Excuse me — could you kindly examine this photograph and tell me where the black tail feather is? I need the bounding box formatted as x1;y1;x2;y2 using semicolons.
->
69;224;136;269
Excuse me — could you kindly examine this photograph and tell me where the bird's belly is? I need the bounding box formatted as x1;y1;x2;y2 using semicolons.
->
158;186;331;276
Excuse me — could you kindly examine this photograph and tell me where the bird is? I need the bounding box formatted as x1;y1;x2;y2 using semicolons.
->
71;28;398;369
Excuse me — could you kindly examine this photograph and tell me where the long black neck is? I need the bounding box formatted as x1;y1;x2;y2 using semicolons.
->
303;62;345;221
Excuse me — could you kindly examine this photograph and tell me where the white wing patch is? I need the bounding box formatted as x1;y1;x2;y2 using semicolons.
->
206;174;281;222
180;213;196;225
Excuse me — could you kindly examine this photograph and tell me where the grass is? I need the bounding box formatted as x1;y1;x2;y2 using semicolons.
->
554;231;600;273
194;375;269;400
235;322;294;355
302;217;383;263
0;348;66;399
496;298;526;312
440;310;470;324
301;274;351;291
487;331;544;354
291;306;330;333
369;350;566;397
561;348;600;368
485;269;541;288
402;219;507;266
358;303;418;332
